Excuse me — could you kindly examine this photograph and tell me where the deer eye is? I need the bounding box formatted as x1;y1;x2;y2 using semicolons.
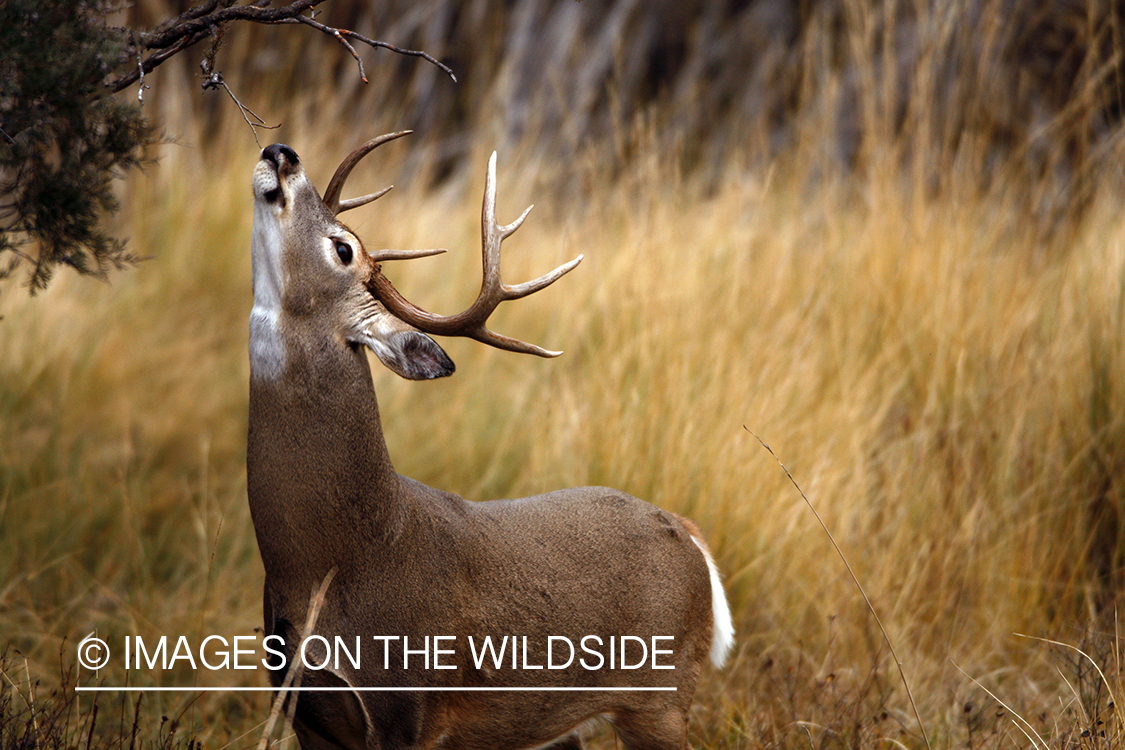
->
334;240;353;265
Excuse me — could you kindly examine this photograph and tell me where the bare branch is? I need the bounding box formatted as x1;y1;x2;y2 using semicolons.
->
105;1;324;93
106;31;208;93
275;14;457;83
338;29;455;83
148;0;225;39
142;0;321;51
105;0;456;95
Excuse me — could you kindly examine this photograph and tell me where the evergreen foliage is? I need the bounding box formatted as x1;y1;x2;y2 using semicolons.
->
0;0;156;295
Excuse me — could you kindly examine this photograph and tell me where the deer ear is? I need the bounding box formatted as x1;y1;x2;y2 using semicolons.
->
370;330;455;380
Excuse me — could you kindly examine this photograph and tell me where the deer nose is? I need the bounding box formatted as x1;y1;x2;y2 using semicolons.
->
262;144;300;168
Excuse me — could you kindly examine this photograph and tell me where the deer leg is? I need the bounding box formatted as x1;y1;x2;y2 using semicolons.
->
609;709;689;750
539;732;584;750
292;714;361;750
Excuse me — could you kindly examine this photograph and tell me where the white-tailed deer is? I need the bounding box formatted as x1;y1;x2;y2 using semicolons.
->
247;133;734;750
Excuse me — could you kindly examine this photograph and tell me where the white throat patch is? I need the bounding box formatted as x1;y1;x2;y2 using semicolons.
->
249;196;287;380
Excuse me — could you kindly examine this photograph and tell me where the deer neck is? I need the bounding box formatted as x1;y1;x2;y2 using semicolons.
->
247;311;404;576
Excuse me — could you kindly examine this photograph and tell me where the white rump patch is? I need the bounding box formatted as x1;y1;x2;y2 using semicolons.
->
691;536;735;668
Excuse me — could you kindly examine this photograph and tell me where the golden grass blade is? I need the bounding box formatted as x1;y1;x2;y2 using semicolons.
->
1014;632;1123;737
951;660;1049;750
749;428;932;750
257;567;338;750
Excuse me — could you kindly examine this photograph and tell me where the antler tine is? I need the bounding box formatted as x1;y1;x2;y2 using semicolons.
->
477;153;584;300
338;184;395;214
366;151;583;358
503;254;584;300
367;248;448;262
366;271;570;357
324;130;412;215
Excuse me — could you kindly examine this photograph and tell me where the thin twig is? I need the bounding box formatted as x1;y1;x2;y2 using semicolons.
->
0;657;42;744
292;14;368;82
136;49;149;105
1053;665;1090;727
257;567;337;750
274;14;457;82
23;657;39;750
201;71;279;148
747;427;933;750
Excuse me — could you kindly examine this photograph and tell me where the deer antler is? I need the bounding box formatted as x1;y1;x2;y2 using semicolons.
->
323;130;412;215
366;152;582;357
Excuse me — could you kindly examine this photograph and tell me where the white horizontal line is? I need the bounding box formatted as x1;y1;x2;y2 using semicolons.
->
76;686;676;692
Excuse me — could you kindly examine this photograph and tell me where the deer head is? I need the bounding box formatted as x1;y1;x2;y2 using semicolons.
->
249;131;581;387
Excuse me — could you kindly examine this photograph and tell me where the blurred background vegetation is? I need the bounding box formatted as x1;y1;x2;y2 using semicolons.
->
6;0;1125;748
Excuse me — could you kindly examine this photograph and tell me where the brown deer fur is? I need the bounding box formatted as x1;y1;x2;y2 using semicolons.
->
246;140;733;750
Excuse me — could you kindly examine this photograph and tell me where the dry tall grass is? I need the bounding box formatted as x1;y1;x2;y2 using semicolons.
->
5;1;1125;748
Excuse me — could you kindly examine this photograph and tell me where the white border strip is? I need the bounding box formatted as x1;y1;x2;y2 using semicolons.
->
76;686;676;692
